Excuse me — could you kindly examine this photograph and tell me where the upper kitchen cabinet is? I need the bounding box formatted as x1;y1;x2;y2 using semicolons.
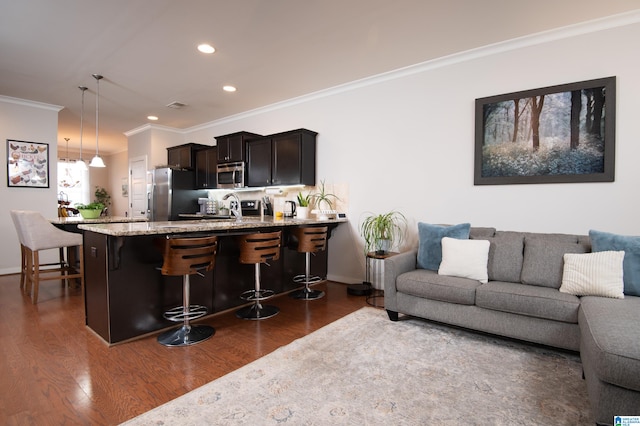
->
215;131;262;163
167;143;208;169
246;129;317;187
195;147;217;189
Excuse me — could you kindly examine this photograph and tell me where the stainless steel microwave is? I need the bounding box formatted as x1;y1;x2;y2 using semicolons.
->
216;161;245;189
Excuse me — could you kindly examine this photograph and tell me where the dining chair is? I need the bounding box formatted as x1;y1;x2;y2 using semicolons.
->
10;210;84;304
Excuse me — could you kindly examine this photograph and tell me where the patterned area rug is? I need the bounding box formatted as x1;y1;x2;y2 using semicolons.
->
122;307;592;425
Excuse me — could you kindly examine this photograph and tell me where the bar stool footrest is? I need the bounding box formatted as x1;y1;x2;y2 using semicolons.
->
158;324;215;347
163;305;208;322
240;289;275;301
293;274;324;285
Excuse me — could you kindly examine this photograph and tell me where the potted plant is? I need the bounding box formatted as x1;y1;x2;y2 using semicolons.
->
94;186;111;216
75;202;105;219
313;180;339;219
359;211;407;255
296;191;313;219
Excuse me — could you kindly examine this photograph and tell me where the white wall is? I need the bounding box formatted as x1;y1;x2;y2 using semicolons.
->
126;125;188;170
0;97;61;274
183;17;640;283
106;150;129;217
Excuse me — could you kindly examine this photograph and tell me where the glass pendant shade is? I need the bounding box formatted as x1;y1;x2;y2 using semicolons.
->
76;158;88;171
90;74;106;168
89;155;106;167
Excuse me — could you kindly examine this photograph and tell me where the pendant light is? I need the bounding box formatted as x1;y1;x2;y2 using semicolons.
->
89;74;106;168
76;86;88;170
63;137;71;175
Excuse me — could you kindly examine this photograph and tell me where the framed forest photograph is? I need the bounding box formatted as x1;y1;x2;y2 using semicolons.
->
474;77;616;185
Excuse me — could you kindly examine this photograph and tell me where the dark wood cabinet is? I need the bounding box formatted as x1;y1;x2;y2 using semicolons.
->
215;131;261;163
246;138;272;186
195;147;217;189
246;129;317;187
167;143;207;169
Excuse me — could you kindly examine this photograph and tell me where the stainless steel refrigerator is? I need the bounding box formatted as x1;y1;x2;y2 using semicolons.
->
148;168;206;221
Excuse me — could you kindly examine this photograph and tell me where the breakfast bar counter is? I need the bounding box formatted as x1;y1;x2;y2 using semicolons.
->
78;217;346;344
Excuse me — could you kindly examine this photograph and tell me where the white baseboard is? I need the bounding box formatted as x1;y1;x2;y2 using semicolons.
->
326;274;361;284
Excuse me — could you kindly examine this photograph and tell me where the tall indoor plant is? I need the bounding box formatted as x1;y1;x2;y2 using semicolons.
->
359;210;407;255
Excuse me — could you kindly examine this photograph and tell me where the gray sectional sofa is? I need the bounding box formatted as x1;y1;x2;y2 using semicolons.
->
383;226;640;425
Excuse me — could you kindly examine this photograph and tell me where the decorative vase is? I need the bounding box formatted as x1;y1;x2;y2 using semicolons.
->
297;206;309;219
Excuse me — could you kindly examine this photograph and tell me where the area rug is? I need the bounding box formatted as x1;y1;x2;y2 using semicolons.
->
122;307;592;425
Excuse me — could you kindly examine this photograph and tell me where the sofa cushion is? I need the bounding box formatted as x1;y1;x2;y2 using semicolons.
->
590;230;640;297
396;269;481;305
476;281;580;323
438;237;490;283
417;223;470;271
521;237;589;288
560;251;625;299
579;296;640;391
474;231;524;283
469;227;496;239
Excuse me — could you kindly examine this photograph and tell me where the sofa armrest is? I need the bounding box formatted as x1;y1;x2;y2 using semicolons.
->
383;250;417;313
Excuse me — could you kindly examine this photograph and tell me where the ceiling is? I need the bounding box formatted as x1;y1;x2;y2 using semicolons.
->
1;1;638;155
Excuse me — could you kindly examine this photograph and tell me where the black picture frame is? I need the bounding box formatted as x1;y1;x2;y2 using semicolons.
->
7;139;50;188
474;77;616;185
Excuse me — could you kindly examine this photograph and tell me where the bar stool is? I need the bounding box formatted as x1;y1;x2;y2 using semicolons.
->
236;231;282;320
157;235;218;347
290;226;328;300
10;210;84;304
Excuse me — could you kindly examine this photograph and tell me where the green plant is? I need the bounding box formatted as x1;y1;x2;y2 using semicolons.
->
94;186;111;207
313;180;338;210
297;191;313;207
359;211;407;255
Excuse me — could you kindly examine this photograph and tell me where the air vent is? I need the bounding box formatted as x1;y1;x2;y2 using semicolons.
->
166;101;187;109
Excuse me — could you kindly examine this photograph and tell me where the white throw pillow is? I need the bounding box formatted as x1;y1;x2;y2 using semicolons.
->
560;251;625;299
438;237;490;283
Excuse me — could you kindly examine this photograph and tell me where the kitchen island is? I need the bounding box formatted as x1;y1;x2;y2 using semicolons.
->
78;216;347;344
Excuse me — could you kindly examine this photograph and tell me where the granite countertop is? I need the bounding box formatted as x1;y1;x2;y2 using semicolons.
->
77;216;347;237
51;216;148;225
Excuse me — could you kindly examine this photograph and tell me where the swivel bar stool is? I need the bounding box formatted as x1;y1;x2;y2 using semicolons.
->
290;226;328;300
236;231;282;320
157;235;218;347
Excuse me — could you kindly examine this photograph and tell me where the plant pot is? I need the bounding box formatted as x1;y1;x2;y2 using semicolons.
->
375;238;391;255
296;206;309;219
78;209;102;219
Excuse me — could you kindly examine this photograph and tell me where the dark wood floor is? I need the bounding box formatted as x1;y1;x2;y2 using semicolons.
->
0;274;370;425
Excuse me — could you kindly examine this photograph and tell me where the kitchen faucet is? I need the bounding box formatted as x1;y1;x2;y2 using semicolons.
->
222;192;242;221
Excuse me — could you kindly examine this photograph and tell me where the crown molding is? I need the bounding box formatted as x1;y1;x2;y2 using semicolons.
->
0;95;63;112
124;123;186;137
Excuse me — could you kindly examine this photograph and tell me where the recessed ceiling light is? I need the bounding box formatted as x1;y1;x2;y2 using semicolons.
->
223;85;236;92
197;44;215;54
147;115;158;121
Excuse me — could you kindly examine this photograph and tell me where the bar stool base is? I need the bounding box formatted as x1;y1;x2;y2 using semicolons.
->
290;287;325;300
157;324;215;347
236;303;279;320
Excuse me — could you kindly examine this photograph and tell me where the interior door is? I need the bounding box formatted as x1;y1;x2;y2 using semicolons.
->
129;156;148;218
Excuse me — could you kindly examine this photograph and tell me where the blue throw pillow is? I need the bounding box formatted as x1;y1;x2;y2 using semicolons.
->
417;223;471;271
589;230;640;296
